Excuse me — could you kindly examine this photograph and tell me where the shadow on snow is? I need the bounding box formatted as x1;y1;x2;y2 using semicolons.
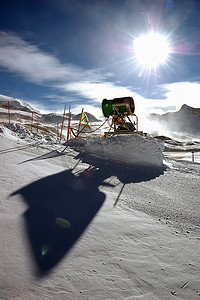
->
11;149;166;275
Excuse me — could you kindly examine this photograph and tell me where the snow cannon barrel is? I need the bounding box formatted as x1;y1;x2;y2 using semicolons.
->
102;96;135;117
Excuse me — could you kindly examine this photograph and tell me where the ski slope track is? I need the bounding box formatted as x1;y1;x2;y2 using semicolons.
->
0;119;200;299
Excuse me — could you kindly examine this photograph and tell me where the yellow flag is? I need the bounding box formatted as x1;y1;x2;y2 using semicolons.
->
80;112;91;129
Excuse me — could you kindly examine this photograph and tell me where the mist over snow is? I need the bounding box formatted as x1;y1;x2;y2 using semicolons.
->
148;104;200;140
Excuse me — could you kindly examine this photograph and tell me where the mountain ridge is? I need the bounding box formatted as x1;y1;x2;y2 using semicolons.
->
149;104;200;135
0;93;99;123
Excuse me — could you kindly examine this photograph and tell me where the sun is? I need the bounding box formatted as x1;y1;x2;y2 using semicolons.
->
134;33;170;69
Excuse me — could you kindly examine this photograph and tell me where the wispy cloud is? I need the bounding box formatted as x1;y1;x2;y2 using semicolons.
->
60;82;134;103
0;31;106;84
162;82;200;110
0;31;199;121
0;31;137;113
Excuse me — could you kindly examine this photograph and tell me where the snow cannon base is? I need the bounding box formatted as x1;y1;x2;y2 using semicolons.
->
103;130;144;137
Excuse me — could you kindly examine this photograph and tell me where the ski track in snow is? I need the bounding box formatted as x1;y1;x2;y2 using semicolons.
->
0;125;200;300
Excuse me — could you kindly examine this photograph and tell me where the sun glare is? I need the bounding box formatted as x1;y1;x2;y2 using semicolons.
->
134;33;170;69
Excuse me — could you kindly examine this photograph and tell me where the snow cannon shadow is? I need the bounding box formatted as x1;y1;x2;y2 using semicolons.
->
76;152;167;185
76;153;166;206
11;167;105;275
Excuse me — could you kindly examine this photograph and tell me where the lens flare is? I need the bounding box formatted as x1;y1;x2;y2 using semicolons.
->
41;244;49;256
134;33;170;69
56;217;71;228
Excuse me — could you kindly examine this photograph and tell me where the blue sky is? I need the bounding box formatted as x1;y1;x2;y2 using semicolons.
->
0;0;200;118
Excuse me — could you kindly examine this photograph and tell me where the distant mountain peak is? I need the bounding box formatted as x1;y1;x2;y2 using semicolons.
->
180;104;200;114
0;94;37;113
149;104;200;135
181;104;190;110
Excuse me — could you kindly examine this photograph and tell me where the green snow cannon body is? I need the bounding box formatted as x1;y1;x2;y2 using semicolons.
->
102;97;135;117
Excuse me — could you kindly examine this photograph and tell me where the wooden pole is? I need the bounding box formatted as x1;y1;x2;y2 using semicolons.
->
8;101;10;124
60;105;66;142
192;151;194;162
57;118;59;138
67;105;71;141
30;112;34;132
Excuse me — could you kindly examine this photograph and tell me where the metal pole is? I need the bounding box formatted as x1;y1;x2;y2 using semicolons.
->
78;108;84;134
67;105;71;141
135;115;138;131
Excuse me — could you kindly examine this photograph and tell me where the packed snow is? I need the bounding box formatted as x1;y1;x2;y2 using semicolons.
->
66;135;164;167
0;120;200;300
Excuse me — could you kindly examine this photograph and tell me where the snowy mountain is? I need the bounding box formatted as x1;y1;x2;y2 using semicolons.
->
149;104;200;135
0;94;37;113
0;93;102;140
0;93;99;124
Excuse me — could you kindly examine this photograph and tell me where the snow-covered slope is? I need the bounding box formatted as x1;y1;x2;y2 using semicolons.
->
0;122;165;168
0;127;199;300
0;95;199;299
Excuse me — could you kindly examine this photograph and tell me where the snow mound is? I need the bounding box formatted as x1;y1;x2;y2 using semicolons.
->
0;124;58;144
67;134;164;167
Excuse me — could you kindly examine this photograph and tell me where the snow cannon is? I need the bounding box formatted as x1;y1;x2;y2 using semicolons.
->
102;96;135;117
102;96;142;137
